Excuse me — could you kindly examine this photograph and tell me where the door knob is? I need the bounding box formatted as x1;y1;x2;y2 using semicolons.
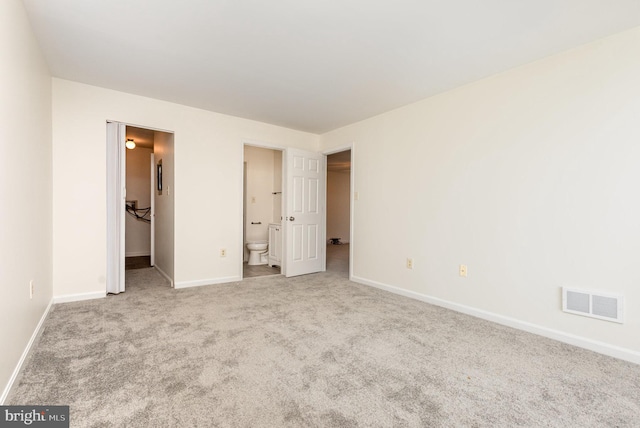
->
288;216;295;221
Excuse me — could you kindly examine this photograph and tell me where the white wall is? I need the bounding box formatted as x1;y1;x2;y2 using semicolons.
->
52;78;319;294
0;0;52;400
273;150;283;224
125;146;153;257
327;170;351;244
320;27;640;358
153;131;174;281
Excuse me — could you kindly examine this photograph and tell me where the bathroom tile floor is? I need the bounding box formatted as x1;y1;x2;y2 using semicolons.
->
243;263;281;278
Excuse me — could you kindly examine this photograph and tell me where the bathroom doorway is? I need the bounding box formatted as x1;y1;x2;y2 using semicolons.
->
325;149;352;277
243;145;283;278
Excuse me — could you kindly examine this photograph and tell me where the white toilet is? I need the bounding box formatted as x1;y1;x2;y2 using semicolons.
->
246;241;268;265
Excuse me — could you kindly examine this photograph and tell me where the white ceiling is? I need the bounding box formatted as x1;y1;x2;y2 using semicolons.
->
23;0;640;134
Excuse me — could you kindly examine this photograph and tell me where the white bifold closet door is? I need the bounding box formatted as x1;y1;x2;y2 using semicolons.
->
106;121;126;294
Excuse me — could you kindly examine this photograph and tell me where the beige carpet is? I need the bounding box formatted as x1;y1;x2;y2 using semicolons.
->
7;267;640;427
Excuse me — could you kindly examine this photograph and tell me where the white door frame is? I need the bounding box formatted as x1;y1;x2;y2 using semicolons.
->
322;143;355;280
150;153;155;266
240;140;286;279
107;121;172;293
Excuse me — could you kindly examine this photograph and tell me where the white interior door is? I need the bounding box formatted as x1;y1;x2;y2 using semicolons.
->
284;148;325;277
106;122;126;294
150;153;155;267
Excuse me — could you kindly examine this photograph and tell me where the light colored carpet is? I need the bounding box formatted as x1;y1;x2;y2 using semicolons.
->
326;243;349;276
7;267;640;427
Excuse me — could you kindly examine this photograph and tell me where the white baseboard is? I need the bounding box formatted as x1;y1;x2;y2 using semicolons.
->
53;291;106;304
125;251;151;257
1;299;53;404
175;276;241;289
352;275;640;365
154;265;174;288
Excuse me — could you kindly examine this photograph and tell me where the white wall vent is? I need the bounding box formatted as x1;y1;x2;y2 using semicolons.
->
562;287;624;323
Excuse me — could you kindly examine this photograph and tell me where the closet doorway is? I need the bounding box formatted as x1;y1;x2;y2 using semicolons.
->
124;126;155;271
325;148;352;278
106;122;175;294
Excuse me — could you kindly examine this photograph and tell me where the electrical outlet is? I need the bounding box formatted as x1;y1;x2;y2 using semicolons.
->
406;258;414;269
29;280;34;299
354;192;359;201
220;249;226;257
459;264;468;277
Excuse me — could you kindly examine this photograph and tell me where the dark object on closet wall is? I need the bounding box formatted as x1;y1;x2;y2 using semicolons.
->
126;203;151;223
156;161;162;191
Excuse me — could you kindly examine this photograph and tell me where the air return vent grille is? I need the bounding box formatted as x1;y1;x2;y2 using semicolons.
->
562;287;624;323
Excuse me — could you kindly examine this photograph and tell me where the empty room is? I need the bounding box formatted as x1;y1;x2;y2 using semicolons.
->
1;0;639;426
